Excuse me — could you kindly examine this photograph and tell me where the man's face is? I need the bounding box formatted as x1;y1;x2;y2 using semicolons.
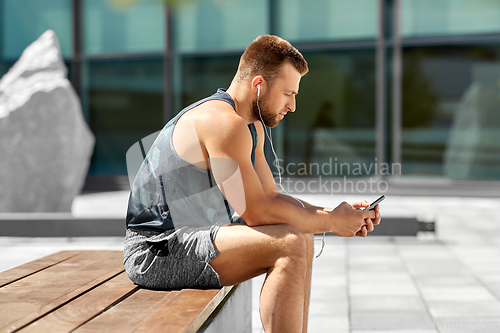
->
252;62;302;128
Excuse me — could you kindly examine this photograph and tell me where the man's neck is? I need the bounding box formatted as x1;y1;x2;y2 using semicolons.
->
226;83;255;125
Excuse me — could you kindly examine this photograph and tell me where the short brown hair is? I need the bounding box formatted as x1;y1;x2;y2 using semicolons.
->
236;35;308;85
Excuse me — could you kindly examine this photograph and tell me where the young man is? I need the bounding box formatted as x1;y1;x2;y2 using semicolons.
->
125;35;381;333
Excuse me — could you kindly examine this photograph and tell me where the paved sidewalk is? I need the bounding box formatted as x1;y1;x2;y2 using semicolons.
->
1;192;499;332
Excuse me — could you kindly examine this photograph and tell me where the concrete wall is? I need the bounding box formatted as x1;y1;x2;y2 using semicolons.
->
200;280;252;333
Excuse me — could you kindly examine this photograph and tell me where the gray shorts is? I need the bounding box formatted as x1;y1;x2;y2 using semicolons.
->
123;224;223;290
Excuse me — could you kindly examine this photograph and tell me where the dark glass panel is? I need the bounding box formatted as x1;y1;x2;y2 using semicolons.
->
284;49;377;177
82;0;164;55
177;55;239;108
172;0;268;52
276;0;377;43
402;0;500;37
1;0;71;59
82;58;164;175
402;45;500;180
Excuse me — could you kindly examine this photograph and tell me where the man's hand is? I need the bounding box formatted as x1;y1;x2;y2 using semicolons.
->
330;201;381;237
350;200;381;237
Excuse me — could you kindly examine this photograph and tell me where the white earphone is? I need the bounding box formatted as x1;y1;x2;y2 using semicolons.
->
257;84;261;97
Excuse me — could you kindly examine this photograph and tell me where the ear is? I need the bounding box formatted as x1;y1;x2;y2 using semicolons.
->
251;75;264;95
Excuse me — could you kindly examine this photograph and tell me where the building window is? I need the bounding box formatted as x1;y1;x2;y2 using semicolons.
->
402;0;500;37
1;0;72;59
402;44;500;180
82;58;164;174
284;49;376;177
276;0;377;42
172;0;268;53
82;0;164;55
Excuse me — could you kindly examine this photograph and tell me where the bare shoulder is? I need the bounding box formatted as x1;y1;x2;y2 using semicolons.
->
199;101;247;134
186;100;253;157
178;100;243;130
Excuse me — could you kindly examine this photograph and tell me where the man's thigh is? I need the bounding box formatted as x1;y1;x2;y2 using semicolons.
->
210;223;303;286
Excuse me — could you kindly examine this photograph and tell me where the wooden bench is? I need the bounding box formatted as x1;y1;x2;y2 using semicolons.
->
0;251;251;333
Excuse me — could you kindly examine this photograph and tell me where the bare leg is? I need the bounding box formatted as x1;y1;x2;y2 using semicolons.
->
210;224;307;333
302;234;314;332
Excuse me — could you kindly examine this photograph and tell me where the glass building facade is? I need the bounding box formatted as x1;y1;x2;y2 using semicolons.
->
1;0;500;186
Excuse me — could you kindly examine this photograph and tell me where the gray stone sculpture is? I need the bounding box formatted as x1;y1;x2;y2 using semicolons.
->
0;30;95;212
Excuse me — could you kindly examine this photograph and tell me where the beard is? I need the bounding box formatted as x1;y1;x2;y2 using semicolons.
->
251;93;281;128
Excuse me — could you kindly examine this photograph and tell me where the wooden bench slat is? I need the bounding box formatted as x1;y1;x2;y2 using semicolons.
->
74;289;181;333
17;272;139;333
0;251;244;333
0;251;81;288
2;263;124;333
0;251;123;332
133;286;234;333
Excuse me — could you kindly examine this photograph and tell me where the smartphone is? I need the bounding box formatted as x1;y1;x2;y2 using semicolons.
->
364;195;385;211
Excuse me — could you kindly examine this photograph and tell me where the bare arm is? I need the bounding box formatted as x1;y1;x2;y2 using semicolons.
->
251;122;380;236
197;107;376;236
272;192;329;211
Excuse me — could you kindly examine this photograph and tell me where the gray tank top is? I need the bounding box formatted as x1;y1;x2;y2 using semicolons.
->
126;89;258;231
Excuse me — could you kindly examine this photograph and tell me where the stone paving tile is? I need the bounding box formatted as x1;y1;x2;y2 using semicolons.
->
398;248;455;260
307;315;349;333
310;286;347;297
450;246;500;260
352;330;438;333
314;249;346;261
426;300;500;317
349;271;411;283
413;274;479;287
349;283;420;297
349;278;415;288
404;261;470;276
466;264;500;276
349;253;402;262
350;312;436;330
419;286;498;302
313;265;347;275
455;257;500;268
311;274;346;288
349;255;401;263
487;285;500;300
312;289;347;303
316;243;346;254
433;317;500;333
477;274;500;283
348;243;398;252
350;296;427;312
309;300;349;316
350;238;396;246
310;287;348;303
350;263;408;273
314;252;345;263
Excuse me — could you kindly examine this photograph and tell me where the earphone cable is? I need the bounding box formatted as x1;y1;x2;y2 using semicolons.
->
256;90;325;258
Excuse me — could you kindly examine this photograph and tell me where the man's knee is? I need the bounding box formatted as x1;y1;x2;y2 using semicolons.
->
277;225;307;264
304;233;315;260
304;233;314;248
